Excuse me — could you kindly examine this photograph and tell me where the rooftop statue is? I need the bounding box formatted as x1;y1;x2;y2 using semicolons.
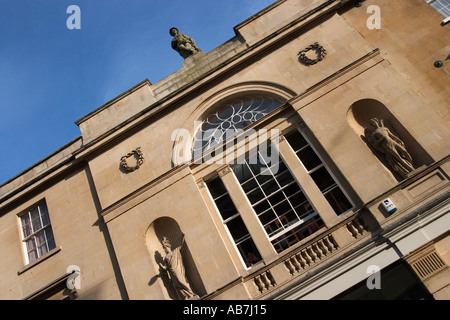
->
170;27;201;59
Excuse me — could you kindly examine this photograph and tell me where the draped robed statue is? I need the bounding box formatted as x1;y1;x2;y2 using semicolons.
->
158;235;197;300
366;118;415;178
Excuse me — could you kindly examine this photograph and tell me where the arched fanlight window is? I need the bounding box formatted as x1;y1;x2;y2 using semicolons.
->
192;95;285;156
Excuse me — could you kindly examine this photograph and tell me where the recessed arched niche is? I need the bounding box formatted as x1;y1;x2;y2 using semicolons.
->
145;217;205;300
347;99;432;181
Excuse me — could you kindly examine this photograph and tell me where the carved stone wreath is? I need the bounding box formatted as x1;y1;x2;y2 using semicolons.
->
298;42;327;66
120;147;144;173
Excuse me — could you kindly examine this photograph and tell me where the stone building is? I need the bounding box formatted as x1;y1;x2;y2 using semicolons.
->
1;0;449;300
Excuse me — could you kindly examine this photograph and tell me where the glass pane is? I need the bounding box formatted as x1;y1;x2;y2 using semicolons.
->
21;214;32;238
26;238;38;262
297;146;322;171
283;183;301;198
253;200;271;214
293;201;314;217
39;203;50;227
274;169;292;187
264;220;283;237
285;130;308;152
246;187;265;204
45;228;56;251
207;177;228;199
215;194;238;220
28;248;38;263
232;163;253;184
258;209;277;225
260;179;279;197
248;159;266;176
26;238;36;250
325;187;352;215
242;178;258;194
37;232;49;257
267;191;285;207
304;216;325;236
280;206;297;222
310;166;336;192
30;207;42;232
273;200;292;217
226;216;249;243
256;169;272;185
237;238;262;268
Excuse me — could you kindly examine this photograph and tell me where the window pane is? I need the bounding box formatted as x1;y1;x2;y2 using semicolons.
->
233;163;253;184
36;232;49;256
45;228;56;251
254;200;271;214
237;238;262;268
208;177;228;199
283;183;302;198
275;169;292;187
426;0;450;17
260;179;280;196
241;178;258;194
325;187;352;215
226;216;249;243
28;248;38;263
40;204;50;227
271;216;325;253
293;201;313;218
21;214;32;238
259;209;277;227
215;194;238;220
273;200;292;217
246;187;265;204
310;166;335;192
297;146;322;171
26;238;38;263
248;159;266;176
20;201;55;264
30;207;42;232
267;191;285;206
285;130;308;152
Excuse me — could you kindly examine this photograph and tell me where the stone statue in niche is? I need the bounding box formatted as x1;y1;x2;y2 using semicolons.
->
366;118;414;178
170;27;201;59
158;235;198;300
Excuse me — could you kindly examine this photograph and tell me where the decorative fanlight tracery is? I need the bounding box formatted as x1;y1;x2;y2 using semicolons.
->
192;96;285;156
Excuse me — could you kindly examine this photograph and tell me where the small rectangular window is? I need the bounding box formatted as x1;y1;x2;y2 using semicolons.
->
19;201;56;264
206;177;262;268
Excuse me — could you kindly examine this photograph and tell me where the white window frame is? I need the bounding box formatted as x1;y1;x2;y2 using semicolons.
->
19;201;56;265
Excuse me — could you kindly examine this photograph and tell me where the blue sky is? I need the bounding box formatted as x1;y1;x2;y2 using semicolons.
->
0;0;275;185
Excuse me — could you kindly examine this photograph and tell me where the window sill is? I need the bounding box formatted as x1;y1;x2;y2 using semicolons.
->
17;246;62;275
